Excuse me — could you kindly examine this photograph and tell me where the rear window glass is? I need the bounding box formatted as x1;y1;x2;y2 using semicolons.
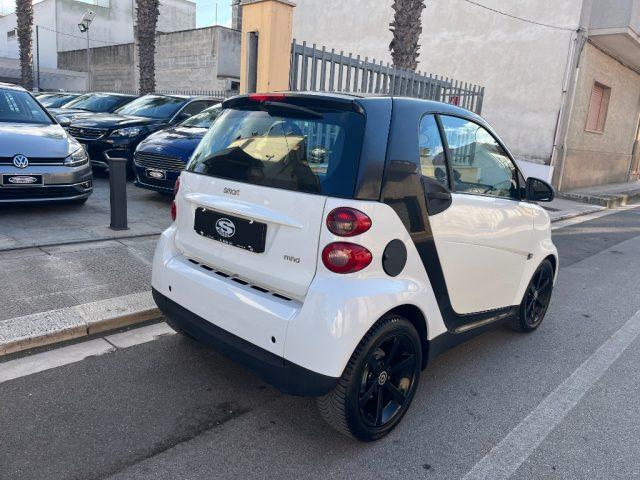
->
187;107;365;198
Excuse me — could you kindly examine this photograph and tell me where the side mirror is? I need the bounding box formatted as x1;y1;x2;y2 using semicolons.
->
58;116;71;128
526;177;555;202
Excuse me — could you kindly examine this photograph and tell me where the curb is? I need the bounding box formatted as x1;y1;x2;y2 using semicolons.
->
0;292;161;357
558;191;640;209
549;205;605;223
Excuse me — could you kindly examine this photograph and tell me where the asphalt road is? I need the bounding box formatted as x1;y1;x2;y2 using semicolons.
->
2;207;640;480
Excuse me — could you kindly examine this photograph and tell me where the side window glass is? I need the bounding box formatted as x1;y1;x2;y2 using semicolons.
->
418;115;448;187
440;116;518;199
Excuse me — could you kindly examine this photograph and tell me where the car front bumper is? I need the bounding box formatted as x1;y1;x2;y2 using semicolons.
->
134;165;180;194
0;163;93;203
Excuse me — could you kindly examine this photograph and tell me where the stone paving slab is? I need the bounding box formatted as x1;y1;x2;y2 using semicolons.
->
0;177;172;251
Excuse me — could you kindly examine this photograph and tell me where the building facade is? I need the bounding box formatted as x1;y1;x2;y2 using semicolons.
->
0;0;196;70
291;0;640;190
58;25;241;92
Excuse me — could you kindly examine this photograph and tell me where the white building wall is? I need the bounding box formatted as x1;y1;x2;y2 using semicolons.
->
293;0;585;164
0;0;195;69
0;0;57;67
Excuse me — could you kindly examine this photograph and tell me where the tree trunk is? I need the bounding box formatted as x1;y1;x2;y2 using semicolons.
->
136;0;160;95
16;0;34;90
389;0;426;71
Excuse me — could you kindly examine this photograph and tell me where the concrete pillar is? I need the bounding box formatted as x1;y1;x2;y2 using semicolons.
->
239;0;295;94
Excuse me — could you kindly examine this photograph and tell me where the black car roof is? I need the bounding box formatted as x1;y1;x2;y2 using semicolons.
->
225;91;481;119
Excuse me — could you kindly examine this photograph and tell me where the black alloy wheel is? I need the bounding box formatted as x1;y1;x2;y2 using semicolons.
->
513;259;554;332
358;333;419;428
317;315;422;441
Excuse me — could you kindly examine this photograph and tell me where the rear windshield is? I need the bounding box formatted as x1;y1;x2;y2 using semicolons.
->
187;106;365;198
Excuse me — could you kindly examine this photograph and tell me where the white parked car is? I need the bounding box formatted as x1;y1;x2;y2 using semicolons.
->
152;93;558;441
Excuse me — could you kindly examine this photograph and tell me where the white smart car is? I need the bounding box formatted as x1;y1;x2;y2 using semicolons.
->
152;93;558;441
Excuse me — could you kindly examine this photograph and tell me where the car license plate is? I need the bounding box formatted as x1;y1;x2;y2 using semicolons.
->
146;169;166;180
194;208;267;253
2;174;44;186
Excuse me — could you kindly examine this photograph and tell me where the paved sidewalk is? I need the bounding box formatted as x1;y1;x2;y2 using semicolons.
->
559;180;640;208
542;197;604;222
0;177;172;251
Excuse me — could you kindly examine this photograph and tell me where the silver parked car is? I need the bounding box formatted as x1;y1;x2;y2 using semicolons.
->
0;83;93;204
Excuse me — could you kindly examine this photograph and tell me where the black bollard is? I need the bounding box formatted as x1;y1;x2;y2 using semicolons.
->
106;152;129;231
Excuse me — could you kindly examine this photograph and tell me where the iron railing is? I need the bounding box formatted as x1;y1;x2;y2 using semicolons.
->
290;40;484;114
36;89;238;100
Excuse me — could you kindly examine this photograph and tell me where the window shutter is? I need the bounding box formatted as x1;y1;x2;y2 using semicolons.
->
586;84;604;132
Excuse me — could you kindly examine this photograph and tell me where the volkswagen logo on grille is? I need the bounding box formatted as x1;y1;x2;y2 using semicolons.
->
215;218;236;238
13;154;29;169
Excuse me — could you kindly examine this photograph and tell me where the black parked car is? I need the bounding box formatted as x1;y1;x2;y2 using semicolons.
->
67;94;219;173
134;104;222;194
48;92;137;123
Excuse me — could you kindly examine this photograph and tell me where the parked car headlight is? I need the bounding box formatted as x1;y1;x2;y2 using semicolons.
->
110;127;143;138
64;147;88;167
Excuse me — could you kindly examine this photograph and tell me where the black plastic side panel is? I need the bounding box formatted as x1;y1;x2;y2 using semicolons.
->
353;97;393;201
381;98;517;332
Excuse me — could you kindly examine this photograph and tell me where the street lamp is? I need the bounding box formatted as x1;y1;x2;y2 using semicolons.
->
78;10;96;91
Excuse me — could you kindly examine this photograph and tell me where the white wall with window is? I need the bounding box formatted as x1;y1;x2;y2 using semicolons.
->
0;0;195;71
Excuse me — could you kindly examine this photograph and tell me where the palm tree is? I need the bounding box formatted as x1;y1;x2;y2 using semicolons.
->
16;0;34;90
136;0;160;94
389;0;426;71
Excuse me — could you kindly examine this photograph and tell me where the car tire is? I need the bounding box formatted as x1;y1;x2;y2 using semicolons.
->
69;197;88;205
512;259;554;333
316;314;422;442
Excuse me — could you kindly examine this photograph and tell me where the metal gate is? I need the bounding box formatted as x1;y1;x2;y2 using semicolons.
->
290;40;485;114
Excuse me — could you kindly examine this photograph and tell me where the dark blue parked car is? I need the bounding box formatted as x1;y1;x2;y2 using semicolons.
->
133;104;221;194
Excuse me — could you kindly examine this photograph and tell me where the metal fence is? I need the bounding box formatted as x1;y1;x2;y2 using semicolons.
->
290;40;484;114
38;88;239;100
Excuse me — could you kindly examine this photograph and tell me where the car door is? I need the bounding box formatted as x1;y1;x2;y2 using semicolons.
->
422;114;534;316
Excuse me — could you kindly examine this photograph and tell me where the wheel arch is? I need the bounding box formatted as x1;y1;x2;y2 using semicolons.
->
545;254;558;276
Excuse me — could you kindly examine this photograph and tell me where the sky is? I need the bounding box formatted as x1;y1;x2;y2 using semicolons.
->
195;0;232;28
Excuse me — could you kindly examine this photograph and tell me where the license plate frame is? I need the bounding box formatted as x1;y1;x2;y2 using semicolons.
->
146;168;166;180
1;174;44;187
194;208;267;254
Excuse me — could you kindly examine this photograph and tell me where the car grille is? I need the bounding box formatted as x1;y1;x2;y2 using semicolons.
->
134;152;186;171
68;126;108;140
0;157;65;165
0;185;82;200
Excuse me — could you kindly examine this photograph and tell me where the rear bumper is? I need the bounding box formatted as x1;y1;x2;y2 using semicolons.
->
153;288;338;396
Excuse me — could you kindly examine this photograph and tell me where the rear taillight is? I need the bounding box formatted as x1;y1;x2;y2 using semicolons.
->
248;93;286;102
322;242;372;274
326;207;372;237
171;177;180;221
